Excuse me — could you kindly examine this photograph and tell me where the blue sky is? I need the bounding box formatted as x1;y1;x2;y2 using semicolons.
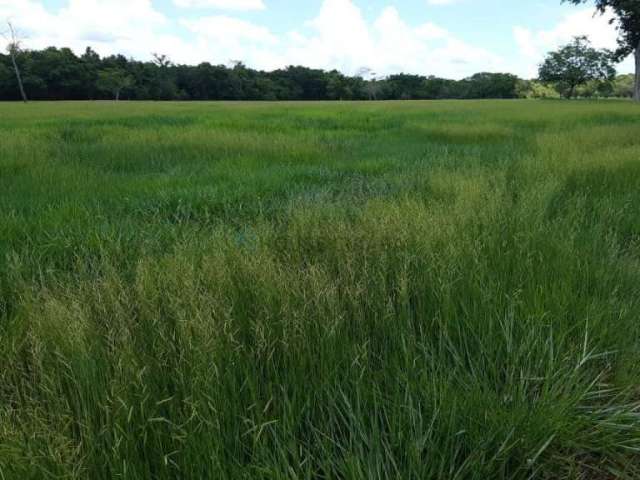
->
1;0;633;79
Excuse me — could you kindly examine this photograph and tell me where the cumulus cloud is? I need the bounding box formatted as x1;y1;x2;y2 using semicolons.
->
180;15;279;67
513;7;634;78
173;0;266;11
230;0;506;78
13;0;626;79
0;0;501;78
0;0;201;62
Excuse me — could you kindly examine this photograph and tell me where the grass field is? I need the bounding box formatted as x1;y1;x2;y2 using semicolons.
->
1;100;640;479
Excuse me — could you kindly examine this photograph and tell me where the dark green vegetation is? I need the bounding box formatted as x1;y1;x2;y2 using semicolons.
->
565;0;640;100
1;100;640;479
539;36;616;99
0;46;635;102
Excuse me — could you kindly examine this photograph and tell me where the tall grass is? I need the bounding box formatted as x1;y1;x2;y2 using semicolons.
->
1;100;639;479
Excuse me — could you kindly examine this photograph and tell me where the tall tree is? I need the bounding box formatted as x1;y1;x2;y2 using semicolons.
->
357;67;381;100
464;72;521;99
564;0;640;100
96;68;134;101
538;36;616;98
2;21;28;102
152;53;172;69
81;47;102;99
150;53;178;99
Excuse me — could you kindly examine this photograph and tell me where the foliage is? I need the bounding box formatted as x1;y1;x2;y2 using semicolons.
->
517;80;562;99
1;100;640;479
564;0;640;59
0;46;574;101
613;73;635;96
96;67;135;100
462;72;521;98
564;0;639;100
0;61;11;87
576;79;614;97
539;36;616;98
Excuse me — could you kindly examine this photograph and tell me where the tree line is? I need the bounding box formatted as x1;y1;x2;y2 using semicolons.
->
2;0;638;103
0;47;534;101
0;44;635;102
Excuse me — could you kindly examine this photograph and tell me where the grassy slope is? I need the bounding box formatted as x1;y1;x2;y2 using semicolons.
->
0;100;639;479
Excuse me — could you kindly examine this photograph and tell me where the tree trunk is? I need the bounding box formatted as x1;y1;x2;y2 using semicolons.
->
634;42;640;102
9;51;28;103
115;89;120;101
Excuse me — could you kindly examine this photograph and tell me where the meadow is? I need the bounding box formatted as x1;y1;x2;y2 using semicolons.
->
1;99;639;479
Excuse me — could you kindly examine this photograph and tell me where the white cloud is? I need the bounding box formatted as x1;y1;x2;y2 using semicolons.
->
271;0;505;78
513;7;634;78
180;15;278;67
173;0;266;11
182;16;276;44
0;0;200;62
1;0;506;78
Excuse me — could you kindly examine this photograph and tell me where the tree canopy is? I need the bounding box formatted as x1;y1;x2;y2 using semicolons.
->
96;68;135;101
563;0;640;100
564;0;640;58
0;44;633;102
538;36;616;98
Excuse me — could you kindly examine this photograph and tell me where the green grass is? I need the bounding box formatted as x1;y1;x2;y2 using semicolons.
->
1;100;640;479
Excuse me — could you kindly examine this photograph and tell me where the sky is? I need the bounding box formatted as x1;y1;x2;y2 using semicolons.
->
0;0;634;79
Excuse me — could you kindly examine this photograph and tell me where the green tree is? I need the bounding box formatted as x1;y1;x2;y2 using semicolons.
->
423;76;459;99
382;74;428;100
81;47;101;99
0;59;12;97
613;73;634;96
357;67;381;100
96;68;134;101
465;72;521;99
538;36;616;98
29;47;94;99
326;70;353;100
526;81;562;99
150;53;178;100
576;78;614;97
563;0;640;100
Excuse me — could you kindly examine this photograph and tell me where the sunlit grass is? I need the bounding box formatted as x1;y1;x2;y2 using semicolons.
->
1;100;639;479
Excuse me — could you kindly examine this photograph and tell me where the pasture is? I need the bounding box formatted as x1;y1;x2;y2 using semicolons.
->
1;100;640;479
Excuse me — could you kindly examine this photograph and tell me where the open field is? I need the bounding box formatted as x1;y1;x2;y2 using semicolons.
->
1;100;640;479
